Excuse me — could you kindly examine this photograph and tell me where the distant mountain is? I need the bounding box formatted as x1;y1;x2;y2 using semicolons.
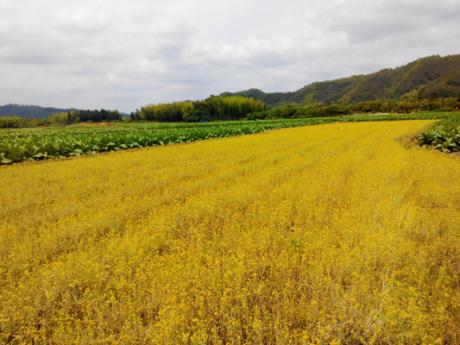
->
0;104;69;118
222;54;460;105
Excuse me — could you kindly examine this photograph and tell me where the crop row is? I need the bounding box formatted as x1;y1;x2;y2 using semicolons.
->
419;116;460;152
1;112;459;164
0;118;337;164
0;125;267;164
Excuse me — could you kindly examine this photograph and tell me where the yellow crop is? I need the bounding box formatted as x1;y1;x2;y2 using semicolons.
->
1;121;459;344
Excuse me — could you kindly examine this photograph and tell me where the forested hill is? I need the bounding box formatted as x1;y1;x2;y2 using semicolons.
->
221;54;460;105
0;104;69;118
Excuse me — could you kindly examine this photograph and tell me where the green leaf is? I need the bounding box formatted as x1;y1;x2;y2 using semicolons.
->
1;158;12;164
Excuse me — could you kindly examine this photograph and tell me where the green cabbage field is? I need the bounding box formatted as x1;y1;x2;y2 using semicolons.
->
1;112;458;164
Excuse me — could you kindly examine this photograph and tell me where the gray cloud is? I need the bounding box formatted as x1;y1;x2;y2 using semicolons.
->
0;0;459;111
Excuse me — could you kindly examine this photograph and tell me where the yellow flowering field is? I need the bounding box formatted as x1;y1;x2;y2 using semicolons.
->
1;120;459;344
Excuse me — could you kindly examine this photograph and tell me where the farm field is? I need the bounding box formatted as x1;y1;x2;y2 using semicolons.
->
1;111;458;164
1;120;460;344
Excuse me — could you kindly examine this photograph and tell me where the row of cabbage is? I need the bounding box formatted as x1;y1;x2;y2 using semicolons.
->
419;116;460;152
1;112;458;164
0;118;340;164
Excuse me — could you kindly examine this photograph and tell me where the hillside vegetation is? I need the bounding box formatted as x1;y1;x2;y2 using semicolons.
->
223;54;460;105
0;109;121;128
1;121;459;344
0;104;69;118
3;54;459;122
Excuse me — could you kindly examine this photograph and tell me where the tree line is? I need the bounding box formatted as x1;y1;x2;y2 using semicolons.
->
0;109;121;128
247;97;460;119
132;96;267;122
64;109;121;123
2;96;459;129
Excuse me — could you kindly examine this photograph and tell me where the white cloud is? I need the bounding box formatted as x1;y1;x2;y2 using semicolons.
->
0;0;459;111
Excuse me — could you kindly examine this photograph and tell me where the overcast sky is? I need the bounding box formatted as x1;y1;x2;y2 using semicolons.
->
0;0;459;112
